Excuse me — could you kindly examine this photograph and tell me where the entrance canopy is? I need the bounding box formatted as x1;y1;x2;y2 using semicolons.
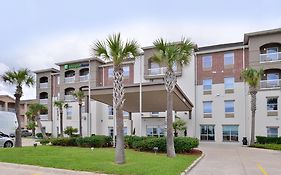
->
89;82;193;113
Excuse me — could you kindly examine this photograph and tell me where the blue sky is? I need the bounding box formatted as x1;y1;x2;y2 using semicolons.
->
0;0;281;98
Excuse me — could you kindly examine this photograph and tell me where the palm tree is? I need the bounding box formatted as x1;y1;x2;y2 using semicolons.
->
26;103;48;139
241;68;263;145
1;68;34;147
73;90;85;137
25;111;37;137
54;100;68;137
152;38;193;157
173;118;187;137
93;33;140;164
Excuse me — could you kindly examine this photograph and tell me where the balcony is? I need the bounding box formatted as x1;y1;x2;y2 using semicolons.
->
65;95;75;101
260;79;281;89
39;82;48;89
39;99;48;104
7;108;16;113
79;74;89;82
40;114;48;121
148;67;167;76
65;77;75;83
260;52;281;63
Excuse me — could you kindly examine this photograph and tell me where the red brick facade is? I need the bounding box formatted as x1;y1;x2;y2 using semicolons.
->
196;49;249;85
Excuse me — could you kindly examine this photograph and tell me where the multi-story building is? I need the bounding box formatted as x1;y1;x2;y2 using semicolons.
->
0;95;36;128
33;28;281;144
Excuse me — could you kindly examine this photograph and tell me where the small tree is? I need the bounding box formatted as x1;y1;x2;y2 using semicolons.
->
54;100;68;137
64;126;78;137
73;90;85;137
173;118;187;137
26;120;37;137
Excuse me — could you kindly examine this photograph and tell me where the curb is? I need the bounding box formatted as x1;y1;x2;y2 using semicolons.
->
181;152;205;175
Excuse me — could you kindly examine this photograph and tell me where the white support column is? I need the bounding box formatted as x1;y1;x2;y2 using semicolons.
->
139;57;143;136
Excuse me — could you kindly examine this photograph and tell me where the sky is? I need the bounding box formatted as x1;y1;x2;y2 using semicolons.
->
1;0;281;99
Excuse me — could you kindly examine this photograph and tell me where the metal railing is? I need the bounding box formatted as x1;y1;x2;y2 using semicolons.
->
40;114;48;121
260;79;281;89
7;108;16;113
147;67;178;76
39;82;48;89
39;98;48;104
64;77;75;83
260;52;281;63
65;95;75;101
79;74;89;82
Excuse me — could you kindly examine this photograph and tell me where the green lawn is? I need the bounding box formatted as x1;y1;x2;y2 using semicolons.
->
0;146;199;175
253;144;281;151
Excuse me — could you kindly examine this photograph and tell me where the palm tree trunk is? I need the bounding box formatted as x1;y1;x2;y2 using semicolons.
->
115;107;125;164
60;110;63;137
79;103;82;137
36;116;47;139
167;91;176;157
14;94;22;147
113;66;125;164
32;128;35;138
250;89;257;145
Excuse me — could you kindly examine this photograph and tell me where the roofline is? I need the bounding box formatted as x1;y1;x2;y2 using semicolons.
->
55;57;105;66
33;68;59;74
244;28;281;44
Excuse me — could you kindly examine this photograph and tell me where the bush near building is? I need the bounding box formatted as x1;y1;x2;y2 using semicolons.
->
256;136;281;144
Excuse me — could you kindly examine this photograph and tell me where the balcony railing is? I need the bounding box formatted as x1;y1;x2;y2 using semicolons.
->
79;74;89;82
64;77;75;83
0;106;4;111
39;99;48;104
260;52;281;63
65;95;75;101
39;82;48;89
260;79;281;89
7;108;16;113
40;114;48;121
147;67;178;76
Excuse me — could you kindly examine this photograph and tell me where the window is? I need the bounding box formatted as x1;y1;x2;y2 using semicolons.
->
124;127;128;136
123;111;129;116
200;125;215;141
203;101;212;114
224;52;234;66
202;55;212;69
108;127;114;137
222;125;239;142
108;67;113;78
146;126;165;137
203;79;212;91
108;106;113;119
267;127;278;137
224;77;234;90
123;66;129;77
151;112;159;116
66;106;72;119
225;100;234;113
266;47;278;60
267;97;278;111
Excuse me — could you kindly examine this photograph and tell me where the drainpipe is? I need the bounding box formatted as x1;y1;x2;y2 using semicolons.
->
194;51;197;138
243;46;247;140
88;58;91;136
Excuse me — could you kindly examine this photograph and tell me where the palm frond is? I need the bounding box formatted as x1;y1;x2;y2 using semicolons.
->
241;68;263;88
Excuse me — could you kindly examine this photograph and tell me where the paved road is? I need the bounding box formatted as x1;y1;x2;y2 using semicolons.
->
0;162;107;175
189;143;281;175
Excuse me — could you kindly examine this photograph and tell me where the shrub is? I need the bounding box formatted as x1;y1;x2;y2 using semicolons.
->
64;127;78;137
51;137;78;146
39;139;50;145
36;133;52;138
124;136;149;148
132;137;199;153
174;137;199;153
76;135;112;148
256;136;281;144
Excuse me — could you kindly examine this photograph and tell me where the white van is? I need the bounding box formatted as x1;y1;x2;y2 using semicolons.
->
0;111;18;137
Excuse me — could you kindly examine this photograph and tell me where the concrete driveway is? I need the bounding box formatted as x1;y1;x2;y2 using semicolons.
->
189;143;281;175
0;162;106;175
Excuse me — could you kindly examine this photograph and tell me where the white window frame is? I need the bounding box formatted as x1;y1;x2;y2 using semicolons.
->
123;66;130;77
203;101;212;114
66;106;72;119
267;97;278;111
224;77;235;90
225;100;234;113
222;125;239;142
108;67;113;78
200;125;215;141
224;52;234;66
203;78;212;91
267;127;278;137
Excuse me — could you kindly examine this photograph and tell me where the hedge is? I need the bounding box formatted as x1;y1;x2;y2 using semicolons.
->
50;135;112;147
124;136;151;148
131;136;199;153
256;136;281;144
76;135;112;147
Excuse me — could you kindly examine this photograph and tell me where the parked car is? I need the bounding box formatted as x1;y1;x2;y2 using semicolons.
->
0;111;18;137
0;132;9;137
21;130;32;137
0;135;14;148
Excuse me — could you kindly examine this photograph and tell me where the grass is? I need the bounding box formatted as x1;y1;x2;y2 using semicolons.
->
0;146;199;175
253;144;281;151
